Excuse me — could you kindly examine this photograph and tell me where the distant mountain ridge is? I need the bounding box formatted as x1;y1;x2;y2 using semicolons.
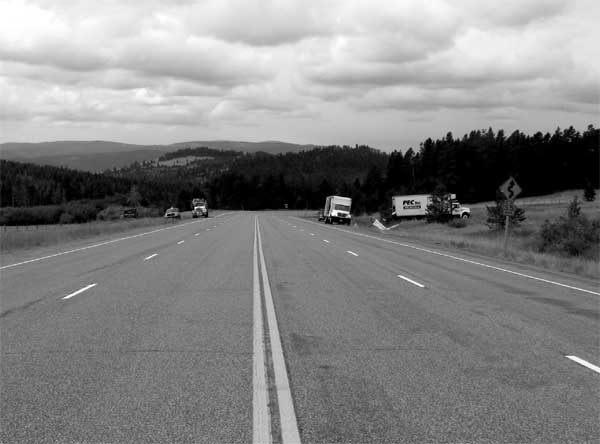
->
0;140;315;171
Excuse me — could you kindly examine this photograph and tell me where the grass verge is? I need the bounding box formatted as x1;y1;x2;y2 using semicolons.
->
0;217;185;253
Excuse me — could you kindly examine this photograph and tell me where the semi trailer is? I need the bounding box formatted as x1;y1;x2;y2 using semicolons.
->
391;194;470;219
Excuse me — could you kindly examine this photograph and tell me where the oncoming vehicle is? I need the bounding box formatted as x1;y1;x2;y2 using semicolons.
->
191;198;208;218
164;207;181;219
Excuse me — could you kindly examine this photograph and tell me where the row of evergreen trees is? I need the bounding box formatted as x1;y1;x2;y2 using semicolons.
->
1;125;598;218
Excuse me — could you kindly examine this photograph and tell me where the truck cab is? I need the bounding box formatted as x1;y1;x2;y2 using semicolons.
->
451;201;470;218
192;199;208;218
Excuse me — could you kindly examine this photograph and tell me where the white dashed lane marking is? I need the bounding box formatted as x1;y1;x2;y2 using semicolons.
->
566;356;600;374
295;217;599;296
63;283;98;300
323;239;331;243
346;250;359;257
177;241;185;245
397;274;425;288
0;213;229;270
143;254;158;261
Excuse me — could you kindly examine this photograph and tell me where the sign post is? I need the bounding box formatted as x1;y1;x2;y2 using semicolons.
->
498;177;522;255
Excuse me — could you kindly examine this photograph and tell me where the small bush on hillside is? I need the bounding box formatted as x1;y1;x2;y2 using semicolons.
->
538;196;600;258
97;205;126;221
567;196;582;218
59;212;74;224
61;202;98;223
136;207;162;218
426;184;453;223
584;182;596;202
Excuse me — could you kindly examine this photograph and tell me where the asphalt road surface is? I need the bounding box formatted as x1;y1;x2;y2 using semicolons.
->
1;212;598;443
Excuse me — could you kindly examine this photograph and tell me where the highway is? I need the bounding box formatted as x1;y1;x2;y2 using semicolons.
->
1;212;598;443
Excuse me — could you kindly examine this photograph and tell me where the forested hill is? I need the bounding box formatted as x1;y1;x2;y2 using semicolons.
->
1;125;598;215
0;140;314;171
386;125;599;203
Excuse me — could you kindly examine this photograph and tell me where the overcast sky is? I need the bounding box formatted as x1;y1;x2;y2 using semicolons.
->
1;0;598;151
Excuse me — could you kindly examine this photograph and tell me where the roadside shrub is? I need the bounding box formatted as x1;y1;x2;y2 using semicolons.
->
59;212;74;224
448;218;468;228
62;202;98;223
97;205;126;221
584;182;596;202
0;205;63;225
426;184;453;223
567;196;581;218
137;207;162;218
538;197;600;258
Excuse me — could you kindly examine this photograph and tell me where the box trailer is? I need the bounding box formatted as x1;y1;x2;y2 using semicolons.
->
392;194;470;219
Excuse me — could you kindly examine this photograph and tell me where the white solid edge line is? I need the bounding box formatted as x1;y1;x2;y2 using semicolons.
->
62;283;98;300
294;218;600;296
253;218;272;444
346;250;359;257
566;356;600;374
1;213;229;270
397;274;425;288
257;218;301;444
143;254;158;261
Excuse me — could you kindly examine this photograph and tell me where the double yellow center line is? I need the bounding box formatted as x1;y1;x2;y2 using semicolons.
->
253;217;301;444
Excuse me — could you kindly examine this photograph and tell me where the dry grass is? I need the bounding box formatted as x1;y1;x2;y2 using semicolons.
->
0;216;186;253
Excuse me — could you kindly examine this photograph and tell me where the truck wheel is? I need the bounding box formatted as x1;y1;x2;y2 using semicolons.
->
461;213;470;219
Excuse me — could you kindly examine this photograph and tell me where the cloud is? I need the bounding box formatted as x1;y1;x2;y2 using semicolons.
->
460;0;569;27
0;0;597;147
183;0;331;46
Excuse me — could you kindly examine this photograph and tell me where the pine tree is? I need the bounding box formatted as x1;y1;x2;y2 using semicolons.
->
584;181;596;202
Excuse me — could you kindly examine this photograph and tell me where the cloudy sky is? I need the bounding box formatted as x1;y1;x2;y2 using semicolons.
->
1;0;598;150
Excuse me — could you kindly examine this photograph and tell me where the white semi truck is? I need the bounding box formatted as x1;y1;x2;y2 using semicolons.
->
191;198;208;218
391;194;470;219
323;195;352;224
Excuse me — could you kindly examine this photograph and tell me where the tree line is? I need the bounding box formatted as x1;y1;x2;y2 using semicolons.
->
1;124;597;224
